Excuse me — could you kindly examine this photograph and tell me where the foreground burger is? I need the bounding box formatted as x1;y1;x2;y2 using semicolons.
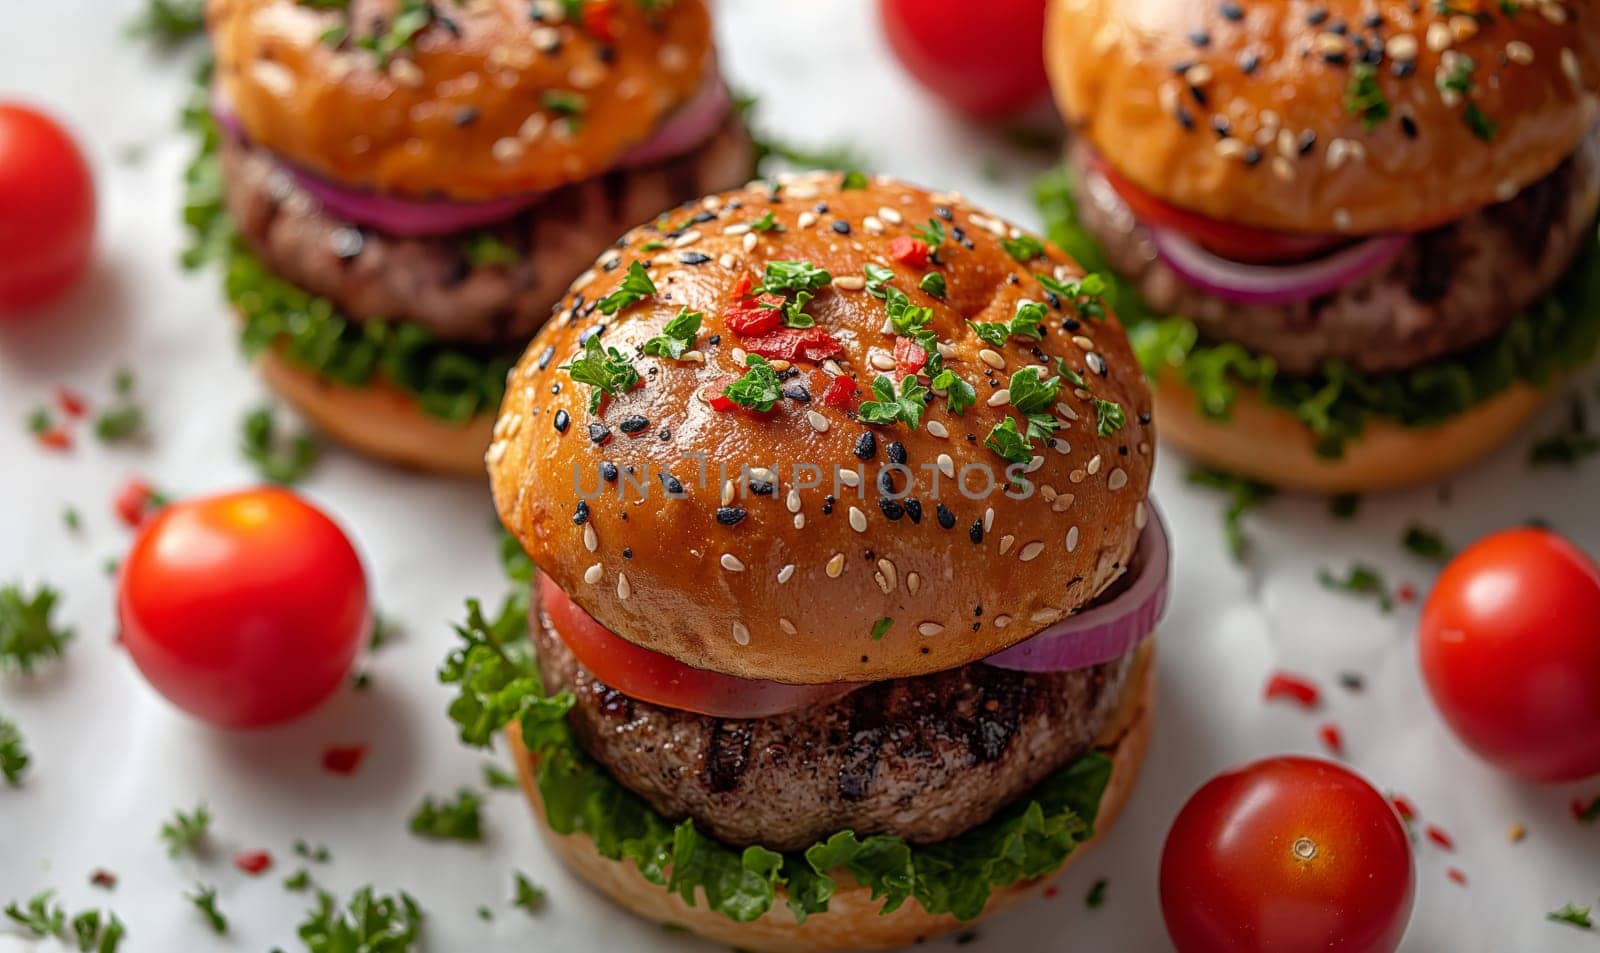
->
464;170;1165;950
1044;0;1600;491
192;0;752;474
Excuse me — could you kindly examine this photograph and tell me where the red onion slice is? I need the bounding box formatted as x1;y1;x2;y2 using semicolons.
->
1148;226;1409;307
983;501;1170;674
284;170;540;238
618;75;733;169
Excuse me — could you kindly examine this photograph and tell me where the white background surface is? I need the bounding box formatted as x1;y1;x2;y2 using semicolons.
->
2;2;1598;951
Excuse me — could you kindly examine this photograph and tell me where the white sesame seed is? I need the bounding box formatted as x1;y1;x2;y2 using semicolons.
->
721;553;746;572
917;622;945;637
1052;493;1075;513
1072;334;1095;350
1025;455;1044;474
1562;48;1581;84
870;352;897;371
732;622;751;645
797;211;818;229
826;553;845;577
721;480;736;506
718;254;737;270
863;216;885;235
750;467;776;484
849;507;868;533
1030;609;1057;624
793;513;805;530
1495;179;1519;201
987;389;1011;407
583;524;597;552
1019;541;1045;562
779;617;797;635
1426;21;1451;52
1066;526;1080;552
937;453;956;478
1333;208;1353;231
672;229;702;248
584;563;603;584
1108;468;1129;491
1386;34;1418;61
805;410;830;433
832;275;866;291
839;468;861;488
979;349;1006;370
742;232;757;252
907;572;921;595
999;535;1015;555
874;572;891;594
878;206;903;225
486;440;508;464
1506;40;1534;65
995;614;1012;629
877;558;898;590
1540;1;1566;23
1135;502;1149;530
927;420;949;439
778;564;796;584
786;490;802;514
984;507;994;533
531;26;561;51
492;137;525;162
724;223;752;236
389;57;424;87
1185;64;1213;86
616;572;631;600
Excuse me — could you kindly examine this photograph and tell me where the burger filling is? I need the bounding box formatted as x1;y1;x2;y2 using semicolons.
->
1043;137;1600;457
183;73;750;424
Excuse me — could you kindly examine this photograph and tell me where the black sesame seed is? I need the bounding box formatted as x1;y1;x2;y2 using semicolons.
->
1328;18;1347;35
934;205;954;221
1391;59;1416;79
602;258;621;272
822;495;836;515
936;503;956;529
886;441;907;465
716;507;748;526
587;422;610;444
537;345;557;370
660;473;684;495
1320;50;1347;65
1189;84;1208;107
678;251;712;265
748;479;774;496
853;432;877;460
1175;106;1195;130
1242;147;1263;166
621;547;632;558
782;384;811;403
600;461;619;482
1362;12;1383;28
1307;7;1328;26
969;520;984;544
553;410;570;433
814;202;829;213
1400;115;1418;139
1339;672;1366;692
1171;60;1196;75
1239;51;1261;74
1298;130;1317;154
878;470;897;495
452;106;479;127
1211;115;1232;138
688;211;715;225
572;501;589;525
904;499;922;524
832;220;852;235
878;498;904;521
1138;411;1152;425
707;334;721;346
1220;1;1243;20
619;415;650;434
1188;29;1210;46
658;429;671;441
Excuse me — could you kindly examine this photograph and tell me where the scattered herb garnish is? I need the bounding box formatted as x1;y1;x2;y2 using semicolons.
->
595;261;658;315
483;763;519;791
920;272;947;298
126;0;205;44
294;839;332;864
749;211;784;233
1329;494;1361;519
1085;879;1108;909
1530;396;1599;467
1344;62;1390;130
284;869;315;893
353;0;433;65
462;234;519;268
970;301;1047;347
931;369;976;416
1401;525;1452;562
721;355;785;413
0;717;28;786
1037;272;1108;321
241;406;320;484
4;891;65;937
858;374;930;430
94;370;145;444
408;789;483;842
1008;367;1064;440
0;584;73;674
562;335;640;413
870;617;893;640
1317;564;1395;612
1092;396;1126;436
187;884;227;934
160;803;211;858
912;219;946;248
840;170;869;190
641;308;704;360
297;887;424;953
985;416;1033;465
863;263;895;298
1000;234;1046;262
759;260;832;296
512;873;546;915
62;507;82;533
1185;468;1275;562
1548;903;1594;930
4;891;124;952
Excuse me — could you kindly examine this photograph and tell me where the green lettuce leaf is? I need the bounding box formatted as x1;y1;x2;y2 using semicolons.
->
1035;166;1600;458
440;584;1111;926
180;66;517;424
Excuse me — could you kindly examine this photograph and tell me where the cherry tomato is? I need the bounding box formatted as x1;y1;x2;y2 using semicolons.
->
878;0;1049;119
118;488;368;728
0;103;95;314
540;575;854;718
1419;528;1600;782
1091;155;1345;265
1161;756;1415;953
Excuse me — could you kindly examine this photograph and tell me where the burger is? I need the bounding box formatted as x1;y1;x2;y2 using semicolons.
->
1043;0;1600;491
190;0;753;475
464;170;1167;950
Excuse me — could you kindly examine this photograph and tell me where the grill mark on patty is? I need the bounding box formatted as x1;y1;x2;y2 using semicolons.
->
965;668;1025;764
702;720;754;793
836;689;888;801
1492;156;1570;264
1406;227;1459;304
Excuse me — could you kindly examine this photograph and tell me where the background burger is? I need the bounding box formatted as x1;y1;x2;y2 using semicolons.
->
190;0;753;474
453;170;1168;950
1043;0;1600;492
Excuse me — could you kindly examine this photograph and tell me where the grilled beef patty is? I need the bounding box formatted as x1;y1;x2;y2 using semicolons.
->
219;111;754;346
1071;132;1600;375
533;607;1134;852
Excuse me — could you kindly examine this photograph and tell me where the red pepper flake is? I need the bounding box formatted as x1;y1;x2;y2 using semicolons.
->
1317;723;1344;756
742;327;844;363
581;0;615;41
1042;885;1059;899
1571;795;1599;823
37;427;73;452
1445;867;1468;886
233;851;273;876
321;744;367;777
893;336;928;378
1396;583;1417;604
1263;671;1320;709
813;371;859;411
113;479;160;528
88;869;117;889
887;235;930;268
724;275;787;337
1390;795;1418;823
56;388;88;418
1425;824;1455;851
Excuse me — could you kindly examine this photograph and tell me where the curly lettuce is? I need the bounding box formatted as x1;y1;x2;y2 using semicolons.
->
1035;167;1600;458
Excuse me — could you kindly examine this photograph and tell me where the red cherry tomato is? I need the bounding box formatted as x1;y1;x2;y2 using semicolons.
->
118;488;368;728
540;575;854;718
1091;154;1345;265
0;104;95;314
877;0;1049;119
1161;756;1415;953
1418;528;1600;782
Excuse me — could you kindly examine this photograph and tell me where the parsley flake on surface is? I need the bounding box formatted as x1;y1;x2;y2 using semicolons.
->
512;872;547;915
1037;272;1108;321
1317;563;1395;612
931;369;976;417
0;717;28;786
408;789;484;842
483;763;519;791
642;308;704;360
858;375;930;430
1185;468;1275;562
1549;903;1594;930
94;368;145;444
1092;397;1126;436
759;260;832;296
749;211;785;233
1401;524;1452;562
595;261;658;315
4;891;65;938
561;335;640;413
1086;879;1108;909
126;0;205;44
241;406;320;484
297;887;424;953
722;356;785;413
187;884;227;934
971;301;1047;347
0;585;72;674
985;416;1033;464
1344;62;1390;130
160;803;211;858
284;869;314;892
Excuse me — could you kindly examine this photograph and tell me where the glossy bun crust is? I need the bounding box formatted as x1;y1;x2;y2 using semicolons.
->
208;0;714;199
504;642;1153;952
490;172;1155;685
1046;0;1600;234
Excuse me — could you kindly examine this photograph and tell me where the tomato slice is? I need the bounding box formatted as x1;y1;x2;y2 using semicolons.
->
1091;154;1348;265
539;576;855;718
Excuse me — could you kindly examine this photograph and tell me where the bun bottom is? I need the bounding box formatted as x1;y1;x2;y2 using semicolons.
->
505;642;1154;952
1154;370;1551;493
255;347;494;478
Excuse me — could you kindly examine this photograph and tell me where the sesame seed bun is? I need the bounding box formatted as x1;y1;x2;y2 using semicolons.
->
489;172;1155;685
208;0;716;200
255;344;494;477
503;640;1154;953
1045;0;1600;234
1153;368;1552;493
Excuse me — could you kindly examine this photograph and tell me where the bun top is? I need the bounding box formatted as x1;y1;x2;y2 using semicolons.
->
489;172;1155;685
1046;0;1600;234
208;0;716;200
